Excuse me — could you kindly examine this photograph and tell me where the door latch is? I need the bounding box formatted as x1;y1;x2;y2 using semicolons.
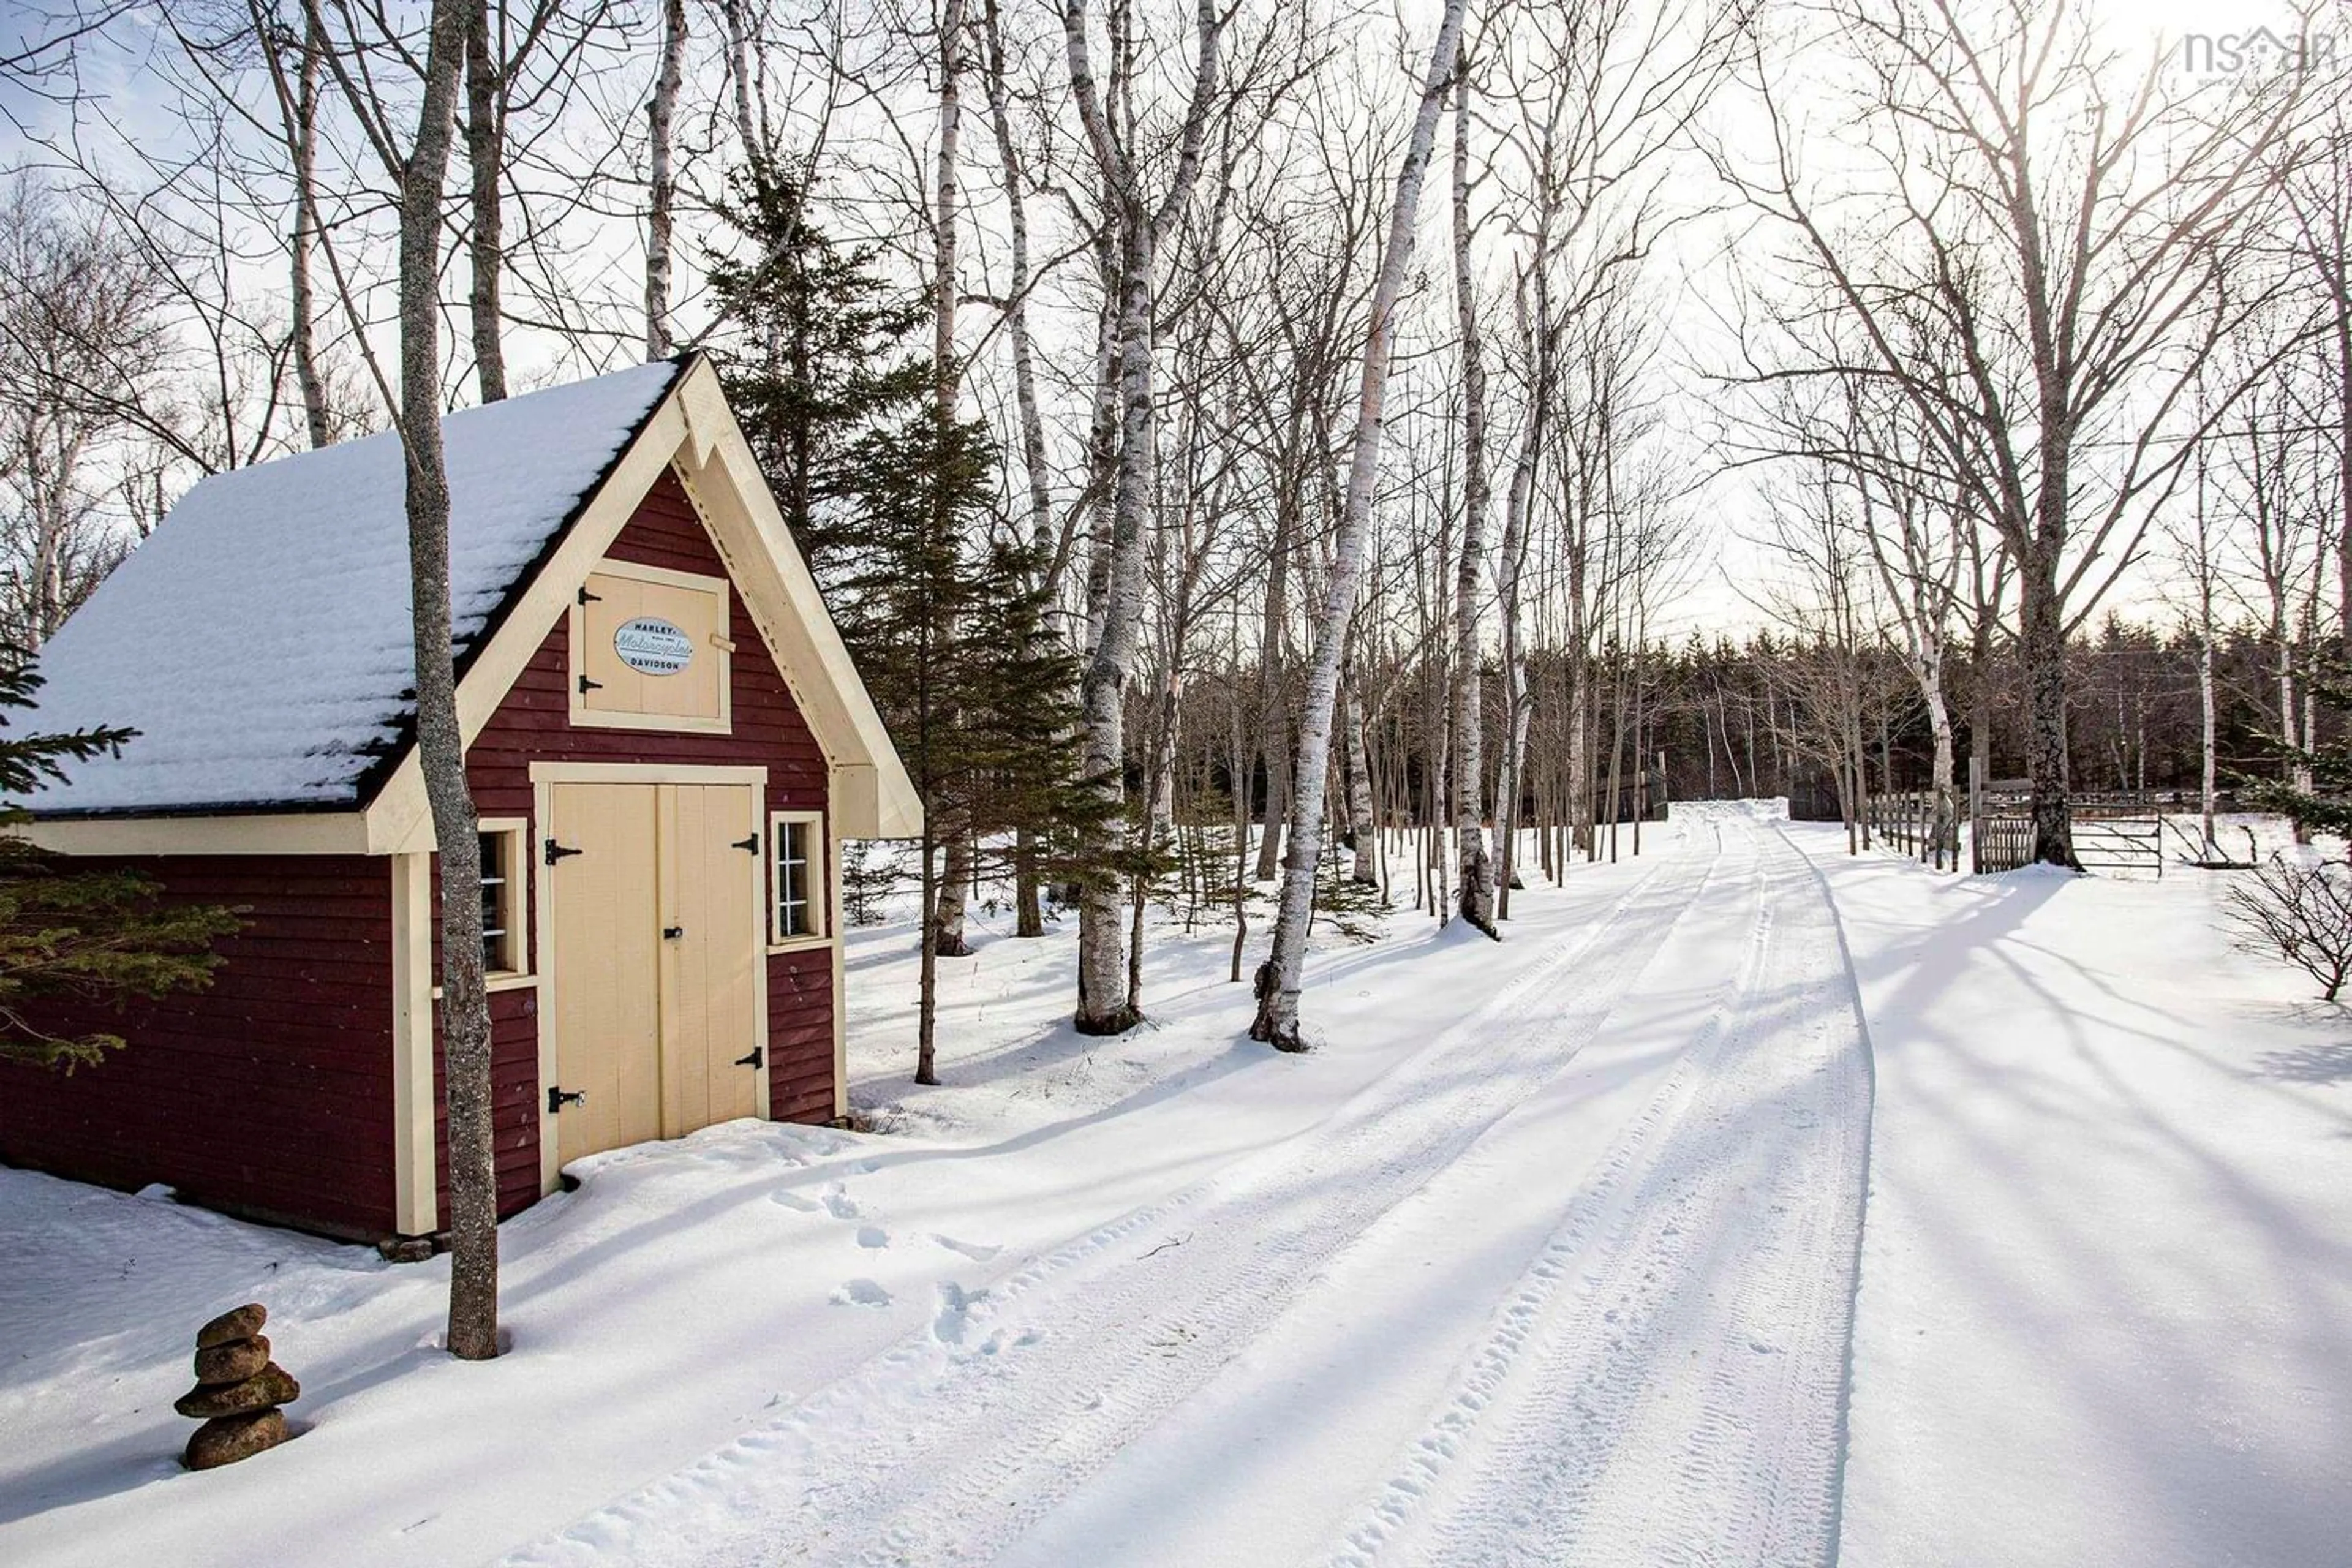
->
663;925;685;940
545;839;583;866
547;1087;587;1114
734;1047;763;1070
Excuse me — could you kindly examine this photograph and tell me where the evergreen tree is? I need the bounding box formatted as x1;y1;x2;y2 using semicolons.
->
707;156;1103;1079
0;656;238;1071
2247;663;2352;848
703;162;929;586
827;409;1101;909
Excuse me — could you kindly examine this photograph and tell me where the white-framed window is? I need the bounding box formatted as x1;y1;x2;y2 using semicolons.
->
770;811;826;944
478;820;530;978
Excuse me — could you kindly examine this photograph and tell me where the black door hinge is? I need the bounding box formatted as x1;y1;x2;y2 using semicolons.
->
732;833;761;854
545;839;584;866
547;1087;586;1114
577;586;602;606
578;674;603;695
734;1047;763;1070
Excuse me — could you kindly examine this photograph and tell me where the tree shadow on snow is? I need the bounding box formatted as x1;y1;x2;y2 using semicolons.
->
2253;1039;2352;1085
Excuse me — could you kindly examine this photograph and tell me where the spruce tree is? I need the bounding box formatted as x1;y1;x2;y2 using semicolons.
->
0;656;238;1071
704;162;929;586
707;158;1102;1079
2248;664;2352;848
826;409;1099;907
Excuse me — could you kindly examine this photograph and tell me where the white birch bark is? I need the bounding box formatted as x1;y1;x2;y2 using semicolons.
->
290;15;330;446
1343;677;1378;885
643;0;685;359
462;0;505;402
722;0;765;159
1448;65;1498;936
1252;0;1469;1050
1065;0;1221;1035
979;0;1051;575
2199;630;2217;856
928;0;973;973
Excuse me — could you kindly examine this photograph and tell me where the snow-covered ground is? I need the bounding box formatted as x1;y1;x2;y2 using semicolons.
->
1;807;2345;1567
1817;827;2352;1568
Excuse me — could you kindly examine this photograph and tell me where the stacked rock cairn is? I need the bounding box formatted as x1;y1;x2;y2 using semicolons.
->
176;1303;300;1469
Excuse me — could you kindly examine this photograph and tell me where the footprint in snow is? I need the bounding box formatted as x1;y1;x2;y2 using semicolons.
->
770;1189;820;1213
831;1278;891;1308
823;1184;859;1219
932;1234;1001;1261
933;1280;986;1344
856;1225;889;1249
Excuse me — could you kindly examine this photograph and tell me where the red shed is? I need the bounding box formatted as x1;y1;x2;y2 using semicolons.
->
1;356;919;1248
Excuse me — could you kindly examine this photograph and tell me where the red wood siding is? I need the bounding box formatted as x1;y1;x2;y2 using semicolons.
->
454;466;837;1218
0;856;396;1240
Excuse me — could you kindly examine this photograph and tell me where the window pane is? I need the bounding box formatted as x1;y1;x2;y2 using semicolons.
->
774;820;816;939
479;832;510;973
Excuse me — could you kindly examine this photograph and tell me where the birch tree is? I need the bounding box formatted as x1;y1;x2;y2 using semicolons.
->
1252;0;1468;1052
643;0;686;357
1063;0;1222;1036
1449;59;1499;937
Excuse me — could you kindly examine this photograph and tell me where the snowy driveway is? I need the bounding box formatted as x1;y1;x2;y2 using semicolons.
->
503;812;1873;1567
16;809;2342;1568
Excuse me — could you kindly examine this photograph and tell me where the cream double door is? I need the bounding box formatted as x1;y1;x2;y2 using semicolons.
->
546;782;764;1167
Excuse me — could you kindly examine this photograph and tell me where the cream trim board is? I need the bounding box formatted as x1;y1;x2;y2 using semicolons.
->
766;935;831;957
660;360;919;837
368;394;695;856
529;761;767;787
768;809;826;944
438;974;537;999
368;357;917;852
579;556;727;595
744;791;774;1120
44;359;917;859
532;777;561;1196
20;812;369;857
828;823;848;1121
390;853;439;1236
562;707;731;736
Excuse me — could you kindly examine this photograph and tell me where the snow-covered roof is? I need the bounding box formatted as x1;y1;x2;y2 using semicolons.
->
24;360;682;816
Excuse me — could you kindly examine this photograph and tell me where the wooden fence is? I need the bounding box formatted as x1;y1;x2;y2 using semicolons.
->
1863;788;1962;870
1970;812;2038;873
1966;761;2168;876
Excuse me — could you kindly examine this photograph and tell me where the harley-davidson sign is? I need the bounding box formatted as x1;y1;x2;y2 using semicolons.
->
614;617;695;676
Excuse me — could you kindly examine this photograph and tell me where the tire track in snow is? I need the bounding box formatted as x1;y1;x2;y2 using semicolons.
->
1326;814;1871;1568
500;832;1737;1568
